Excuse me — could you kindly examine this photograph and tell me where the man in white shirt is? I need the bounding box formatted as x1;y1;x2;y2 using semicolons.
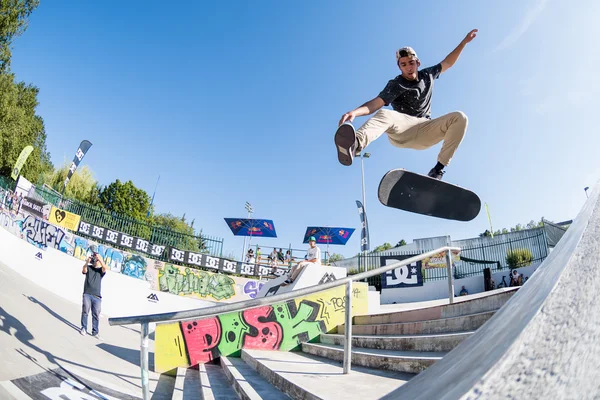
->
282;236;321;285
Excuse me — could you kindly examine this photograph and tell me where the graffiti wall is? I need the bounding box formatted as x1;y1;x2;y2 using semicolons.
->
0;210;265;303
155;282;369;373
150;261;266;302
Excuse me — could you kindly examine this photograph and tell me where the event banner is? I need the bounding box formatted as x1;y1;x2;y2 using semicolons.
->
77;221;282;278
422;249;461;269
11;145;34;180
48;206;81;231
356;200;370;252
20;197;48;219
168;247;274;277
380;254;424;289
78;221;166;257
63;140;92;192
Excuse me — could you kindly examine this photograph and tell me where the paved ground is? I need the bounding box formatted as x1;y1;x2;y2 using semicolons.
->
0;261;171;399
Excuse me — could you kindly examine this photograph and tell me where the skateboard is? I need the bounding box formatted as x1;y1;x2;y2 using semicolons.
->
378;169;481;221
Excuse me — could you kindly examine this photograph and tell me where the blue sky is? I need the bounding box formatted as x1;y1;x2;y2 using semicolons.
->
10;0;600;259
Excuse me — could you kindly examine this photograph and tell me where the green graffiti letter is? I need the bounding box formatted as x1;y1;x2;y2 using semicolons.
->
275;300;327;351
210;275;235;300
217;312;250;357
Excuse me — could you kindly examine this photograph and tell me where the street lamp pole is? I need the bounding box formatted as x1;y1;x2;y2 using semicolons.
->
360;153;371;272
242;202;254;261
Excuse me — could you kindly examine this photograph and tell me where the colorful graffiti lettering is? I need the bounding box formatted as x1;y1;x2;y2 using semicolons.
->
101;246;125;273
155;284;370;373
0;210;265;302
21;215;65;249
122;254;147;280
243;281;265;299
158;264;236;301
0;211;23;236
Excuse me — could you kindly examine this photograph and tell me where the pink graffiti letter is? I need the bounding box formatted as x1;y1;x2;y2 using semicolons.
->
242;306;283;350
180;317;221;365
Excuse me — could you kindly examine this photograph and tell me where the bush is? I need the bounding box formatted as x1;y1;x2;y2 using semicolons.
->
348;268;359;275
506;248;533;268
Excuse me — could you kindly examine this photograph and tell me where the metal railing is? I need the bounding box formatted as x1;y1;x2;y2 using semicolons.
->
28;184;225;257
108;245;460;400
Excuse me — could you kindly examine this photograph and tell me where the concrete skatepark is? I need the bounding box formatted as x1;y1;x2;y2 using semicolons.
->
0;181;599;398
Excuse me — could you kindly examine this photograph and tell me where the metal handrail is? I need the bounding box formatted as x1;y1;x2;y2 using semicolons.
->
109;245;460;400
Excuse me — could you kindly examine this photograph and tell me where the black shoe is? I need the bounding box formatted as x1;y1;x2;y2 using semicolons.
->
427;168;445;180
334;123;358;166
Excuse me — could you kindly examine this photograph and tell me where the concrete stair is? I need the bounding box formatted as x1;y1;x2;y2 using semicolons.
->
320;331;472;352
302;342;445;374
341;310;496;335
159;289;517;399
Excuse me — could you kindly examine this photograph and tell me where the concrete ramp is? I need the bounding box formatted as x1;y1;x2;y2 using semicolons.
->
256;264;346;298
386;181;600;399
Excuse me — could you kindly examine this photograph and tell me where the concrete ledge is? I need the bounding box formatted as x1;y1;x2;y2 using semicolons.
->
384;181;600;399
172;367;186;400
340;310;496;335
220;355;285;400
242;349;413;399
241;350;317;400
354;289;516;325
198;363;216;400
301;342;445;374
321;332;472;352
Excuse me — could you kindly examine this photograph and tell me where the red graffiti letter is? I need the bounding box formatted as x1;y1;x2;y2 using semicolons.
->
180;317;221;365
242;306;283;350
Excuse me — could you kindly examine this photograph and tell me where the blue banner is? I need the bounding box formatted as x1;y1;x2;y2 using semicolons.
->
224;218;277;238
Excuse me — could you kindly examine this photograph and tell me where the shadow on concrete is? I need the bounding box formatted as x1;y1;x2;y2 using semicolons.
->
97;343;155;371
120;324;156;341
0;305;160;394
24;294;81;333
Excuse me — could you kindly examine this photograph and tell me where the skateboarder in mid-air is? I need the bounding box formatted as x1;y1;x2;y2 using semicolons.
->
335;29;478;180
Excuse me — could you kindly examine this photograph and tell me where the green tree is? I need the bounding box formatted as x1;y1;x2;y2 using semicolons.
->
153;213;195;234
151;212;209;252
99;179;151;221
0;74;52;181
328;253;344;262
0;0;39;72
41;163;100;204
396;239;407;247
372;242;393;253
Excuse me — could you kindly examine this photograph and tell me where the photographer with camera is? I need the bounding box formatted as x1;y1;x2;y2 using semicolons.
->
80;244;107;339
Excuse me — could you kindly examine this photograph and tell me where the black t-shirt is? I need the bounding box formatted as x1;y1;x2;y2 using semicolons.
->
83;258;105;298
378;63;442;119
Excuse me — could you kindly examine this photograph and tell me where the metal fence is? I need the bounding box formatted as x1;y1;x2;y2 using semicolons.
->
0;176;15;191
0;177;224;257
356;229;549;290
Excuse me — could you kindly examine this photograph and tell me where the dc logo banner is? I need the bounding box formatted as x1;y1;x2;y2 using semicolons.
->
35;252;43;261
380;255;423;288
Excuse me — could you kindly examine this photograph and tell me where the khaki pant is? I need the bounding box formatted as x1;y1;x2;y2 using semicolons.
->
355;109;468;166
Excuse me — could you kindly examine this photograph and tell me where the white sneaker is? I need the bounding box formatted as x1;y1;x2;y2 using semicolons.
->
80;328;86;336
91;333;102;341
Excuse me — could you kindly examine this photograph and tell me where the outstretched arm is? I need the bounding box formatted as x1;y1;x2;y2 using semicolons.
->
339;97;385;126
440;29;478;73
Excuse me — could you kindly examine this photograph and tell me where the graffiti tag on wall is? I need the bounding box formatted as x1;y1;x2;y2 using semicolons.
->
0;210;263;302
158;264;235;301
155;284;369;372
22;215;65;250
